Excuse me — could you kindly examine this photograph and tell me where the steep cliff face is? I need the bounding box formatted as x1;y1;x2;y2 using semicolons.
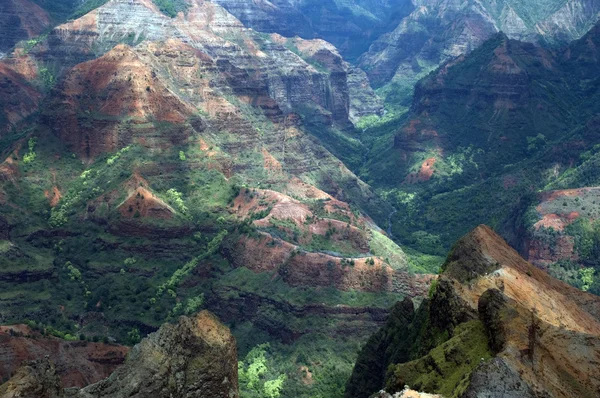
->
361;0;600;94
212;0;415;61
346;225;600;397
0;52;42;134
33;0;357;127
362;22;600;270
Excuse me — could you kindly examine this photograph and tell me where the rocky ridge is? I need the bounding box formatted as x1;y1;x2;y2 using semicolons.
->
360;0;600;99
346;225;600;397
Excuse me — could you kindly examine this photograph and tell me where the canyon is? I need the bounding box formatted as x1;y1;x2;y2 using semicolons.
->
0;0;599;397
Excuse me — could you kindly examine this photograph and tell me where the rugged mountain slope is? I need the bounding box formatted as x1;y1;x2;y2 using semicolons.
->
0;0;51;57
361;22;600;280
360;0;600;106
346;225;600;397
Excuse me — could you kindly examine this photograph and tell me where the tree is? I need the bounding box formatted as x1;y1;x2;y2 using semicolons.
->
238;344;286;398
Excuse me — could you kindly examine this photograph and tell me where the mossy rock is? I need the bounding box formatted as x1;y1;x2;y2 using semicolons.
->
385;320;493;397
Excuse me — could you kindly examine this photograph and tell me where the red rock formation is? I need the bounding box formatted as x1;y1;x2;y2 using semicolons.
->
0;325;128;388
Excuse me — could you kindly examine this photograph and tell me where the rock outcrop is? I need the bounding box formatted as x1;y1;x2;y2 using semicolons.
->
74;310;238;398
212;0;415;61
0;358;62;398
0;311;239;398
346;225;600;397
35;0;359;128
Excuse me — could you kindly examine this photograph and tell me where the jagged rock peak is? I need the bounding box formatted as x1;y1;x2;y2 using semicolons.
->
441;224;535;282
75;310;238;398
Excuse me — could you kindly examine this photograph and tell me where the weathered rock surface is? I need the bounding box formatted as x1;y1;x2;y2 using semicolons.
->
212;0;415;61
0;358;62;398
0;311;239;398
0;54;41;134
346;225;600;397
74;310;238;398
35;0;358;128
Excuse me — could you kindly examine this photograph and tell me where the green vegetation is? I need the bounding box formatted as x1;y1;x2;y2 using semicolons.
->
165;188;188;215
239;344;287;398
22;137;37;164
157;230;227;297
23;34;47;53
152;0;190;18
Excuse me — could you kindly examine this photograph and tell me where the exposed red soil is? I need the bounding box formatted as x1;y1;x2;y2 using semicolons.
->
533;212;580;232
44;186;62;208
50;44;196;159
404;157;437;183
230;232;295;272
262;148;283;174
526;234;577;267
284;177;332;200
117;187;174;219
64;44;194;122
284;252;395;292
0;154;19;182
0;325;128;388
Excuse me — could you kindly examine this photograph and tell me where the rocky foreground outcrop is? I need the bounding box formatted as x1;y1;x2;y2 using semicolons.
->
346;225;600;398
0;311;239;398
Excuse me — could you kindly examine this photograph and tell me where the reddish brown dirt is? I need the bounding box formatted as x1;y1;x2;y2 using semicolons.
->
44;186;62;208
117;187;173;219
284;253;395;292
0;155;19;182
404;157;437;183
284;177;332;200
0;325;128;388
230;232;295;272
51;44;196;159
262;148;283;174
